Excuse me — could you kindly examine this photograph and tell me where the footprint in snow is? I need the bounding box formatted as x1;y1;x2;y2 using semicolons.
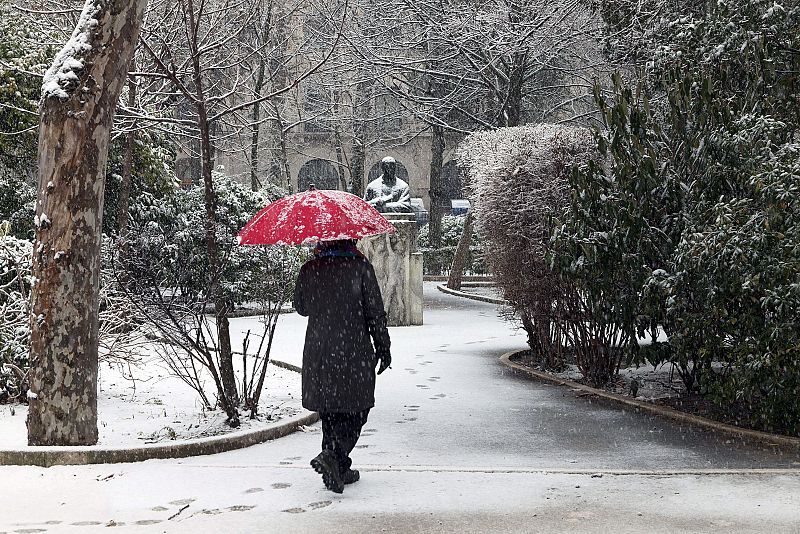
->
134;520;163;526
308;501;332;510
169;498;196;506
244;487;264;494
282;507;306;514
271;483;292;489
227;505;256;512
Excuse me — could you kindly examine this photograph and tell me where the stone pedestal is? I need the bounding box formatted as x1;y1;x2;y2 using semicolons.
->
359;213;423;326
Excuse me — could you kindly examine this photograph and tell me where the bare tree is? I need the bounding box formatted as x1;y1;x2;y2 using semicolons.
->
339;0;606;251
115;0;347;419
26;0;147;446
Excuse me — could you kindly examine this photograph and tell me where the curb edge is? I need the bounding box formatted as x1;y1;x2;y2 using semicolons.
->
436;283;507;305
0;360;317;467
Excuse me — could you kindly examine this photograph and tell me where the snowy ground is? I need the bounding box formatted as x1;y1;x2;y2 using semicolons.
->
2;283;799;533
0;352;302;447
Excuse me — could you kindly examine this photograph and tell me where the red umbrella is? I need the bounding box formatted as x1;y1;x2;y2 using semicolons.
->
237;189;396;245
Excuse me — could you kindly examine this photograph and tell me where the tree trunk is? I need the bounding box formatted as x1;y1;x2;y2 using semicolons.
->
197;96;239;415
350;120;366;198
27;0;148;446
272;103;292;191
502;57;525;128
446;211;473;291
187;0;238;413
334;123;348;191
117;66;137;236
427;125;446;247
249;52;266;191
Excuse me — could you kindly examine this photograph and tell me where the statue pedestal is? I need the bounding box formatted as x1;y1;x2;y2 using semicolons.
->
359;213;423;326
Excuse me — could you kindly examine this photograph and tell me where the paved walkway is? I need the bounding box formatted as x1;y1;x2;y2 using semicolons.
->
3;283;800;533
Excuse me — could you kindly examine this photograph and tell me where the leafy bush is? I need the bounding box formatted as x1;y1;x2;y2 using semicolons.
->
102;132;178;235
0;171;35;239
0;233;32;375
417;215;486;276
582;0;800;433
126;172;292;305
119;174;304;416
0;4;53;177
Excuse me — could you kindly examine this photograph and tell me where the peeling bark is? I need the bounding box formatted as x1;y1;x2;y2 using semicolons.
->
27;0;148;446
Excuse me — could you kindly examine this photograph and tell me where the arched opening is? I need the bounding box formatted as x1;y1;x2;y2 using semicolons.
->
367;158;410;186
298;159;340;191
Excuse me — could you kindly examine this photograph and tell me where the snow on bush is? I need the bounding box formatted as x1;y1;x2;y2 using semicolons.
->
458;124;611;378
118;173;303;416
417;215;486;276
0;234;32;382
583;0;800;434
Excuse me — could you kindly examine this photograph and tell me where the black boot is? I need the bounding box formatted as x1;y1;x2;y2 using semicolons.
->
310;451;344;494
342;469;360;484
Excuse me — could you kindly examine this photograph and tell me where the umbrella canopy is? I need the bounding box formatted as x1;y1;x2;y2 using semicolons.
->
237;189;396;245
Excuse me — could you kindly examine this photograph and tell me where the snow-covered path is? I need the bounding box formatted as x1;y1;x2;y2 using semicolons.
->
3;283;800;533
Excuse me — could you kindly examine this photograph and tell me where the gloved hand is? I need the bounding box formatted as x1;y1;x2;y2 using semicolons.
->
376;352;392;375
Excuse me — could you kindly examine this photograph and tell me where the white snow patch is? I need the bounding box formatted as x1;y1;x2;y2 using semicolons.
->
1;351;303;448
41;0;102;100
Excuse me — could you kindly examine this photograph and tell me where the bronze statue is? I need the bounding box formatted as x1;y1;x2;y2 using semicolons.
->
364;157;412;214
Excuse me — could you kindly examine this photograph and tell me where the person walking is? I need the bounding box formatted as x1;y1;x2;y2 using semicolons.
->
293;239;392;493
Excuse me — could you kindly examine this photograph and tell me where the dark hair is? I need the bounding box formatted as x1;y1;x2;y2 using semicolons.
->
318;239;357;250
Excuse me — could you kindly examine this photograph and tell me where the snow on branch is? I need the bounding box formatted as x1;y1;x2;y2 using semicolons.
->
41;0;101;101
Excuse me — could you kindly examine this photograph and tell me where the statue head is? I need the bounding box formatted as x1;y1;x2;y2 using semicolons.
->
380;156;397;183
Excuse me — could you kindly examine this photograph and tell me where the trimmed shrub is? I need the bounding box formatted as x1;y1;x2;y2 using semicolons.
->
459;124;616;380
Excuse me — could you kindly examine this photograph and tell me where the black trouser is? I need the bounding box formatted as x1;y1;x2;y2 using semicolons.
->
320;410;370;473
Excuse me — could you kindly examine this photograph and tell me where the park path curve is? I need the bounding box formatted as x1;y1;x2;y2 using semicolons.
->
214;282;799;472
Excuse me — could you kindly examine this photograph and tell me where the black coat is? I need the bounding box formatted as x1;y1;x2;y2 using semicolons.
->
293;255;391;413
